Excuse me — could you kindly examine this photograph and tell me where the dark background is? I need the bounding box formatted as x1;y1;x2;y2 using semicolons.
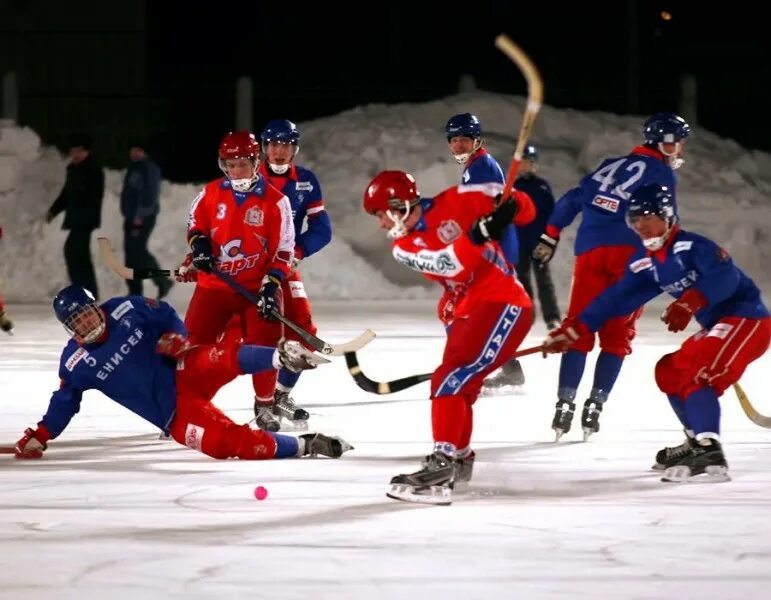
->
1;0;768;181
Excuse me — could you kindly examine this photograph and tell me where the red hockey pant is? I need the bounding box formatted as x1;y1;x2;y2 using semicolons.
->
566;245;641;356
431;302;533;450
655;316;771;399
169;337;278;460
185;285;282;402
282;270;318;348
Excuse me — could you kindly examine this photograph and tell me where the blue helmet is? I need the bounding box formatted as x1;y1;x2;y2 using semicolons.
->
53;285;105;343
643;113;690;145
445;113;482;141
523;144;538;161
260;119;300;145
628;184;677;250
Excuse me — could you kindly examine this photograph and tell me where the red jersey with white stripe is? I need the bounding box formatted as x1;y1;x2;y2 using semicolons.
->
392;187;532;317
187;176;294;291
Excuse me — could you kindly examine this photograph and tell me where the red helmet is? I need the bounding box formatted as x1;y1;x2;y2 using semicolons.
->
363;170;419;215
218;131;260;161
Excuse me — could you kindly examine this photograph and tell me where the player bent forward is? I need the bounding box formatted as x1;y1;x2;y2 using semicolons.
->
363;171;534;505
13;285;351;461
542;183;770;482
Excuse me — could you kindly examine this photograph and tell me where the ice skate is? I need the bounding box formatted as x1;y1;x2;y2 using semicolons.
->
0;311;14;335
481;359;525;396
661;437;730;483
277;340;330;372
253;399;281;432
387;451;457;506
552;400;576;441
300;433;353;458
271;388;310;432
652;432;695;470
581;399;604;441
420;450;475;490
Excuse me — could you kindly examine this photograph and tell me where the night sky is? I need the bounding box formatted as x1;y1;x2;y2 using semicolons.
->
143;2;769;180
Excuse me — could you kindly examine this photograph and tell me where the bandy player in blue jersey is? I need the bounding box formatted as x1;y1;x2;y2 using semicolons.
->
542;183;769;482
532;113;690;440
13;285;351;461
256;119;332;429
444;112;535;393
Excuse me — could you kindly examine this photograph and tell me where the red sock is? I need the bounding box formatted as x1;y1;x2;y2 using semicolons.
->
431;394;471;449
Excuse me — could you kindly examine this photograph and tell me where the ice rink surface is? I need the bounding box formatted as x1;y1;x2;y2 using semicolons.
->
1;301;770;600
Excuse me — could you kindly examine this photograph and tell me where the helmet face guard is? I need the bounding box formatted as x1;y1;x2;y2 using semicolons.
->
218;131;260;191
643;113;690;170
445;113;483;164
52;285;105;344
627;184;677;251
261;119;300;174
363;171;420;238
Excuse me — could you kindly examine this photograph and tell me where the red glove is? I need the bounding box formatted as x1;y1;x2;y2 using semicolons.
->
156;332;192;359
175;253;199;283
661;288;707;333
15;424;51;459
542;318;590;356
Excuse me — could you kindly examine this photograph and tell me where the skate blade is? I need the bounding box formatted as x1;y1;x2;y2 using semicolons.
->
274;418;310;433
661;464;731;483
386;484;452;506
481;384;525;397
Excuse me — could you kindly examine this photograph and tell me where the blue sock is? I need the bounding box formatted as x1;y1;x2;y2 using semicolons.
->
558;350;587;391
590;352;624;400
237;345;275;374
683;388;721;437
667;394;691;430
278;367;301;389
269;432;300;458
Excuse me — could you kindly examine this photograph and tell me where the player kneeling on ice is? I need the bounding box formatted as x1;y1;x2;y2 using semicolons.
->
541;184;770;482
13;285;352;461
363;171;534;505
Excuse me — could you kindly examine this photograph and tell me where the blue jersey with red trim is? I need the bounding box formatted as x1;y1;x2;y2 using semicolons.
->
548;146;678;255
579;229;769;332
40;297;186;439
259;163;332;260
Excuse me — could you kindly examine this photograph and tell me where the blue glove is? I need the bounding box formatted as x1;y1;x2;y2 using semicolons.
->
190;235;214;273
257;275;281;320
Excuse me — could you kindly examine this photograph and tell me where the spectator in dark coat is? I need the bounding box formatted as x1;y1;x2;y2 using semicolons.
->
120;142;173;298
514;144;561;328
47;134;104;299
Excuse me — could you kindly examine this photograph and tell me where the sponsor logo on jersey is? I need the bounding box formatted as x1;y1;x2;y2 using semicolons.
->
437;220;462;244
673;240;693;254
65;347;96;371
296;181;313;192
244;207;263;226
217;239;262;276
629;257;653;273
184;423;205;451
95;328;145;380
392;246;463;277
661;270;698;294
591;195;620;212
110;300;133;321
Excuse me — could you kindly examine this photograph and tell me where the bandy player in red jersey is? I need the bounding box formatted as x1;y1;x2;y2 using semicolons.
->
185;131;294;427
362;170;534;505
